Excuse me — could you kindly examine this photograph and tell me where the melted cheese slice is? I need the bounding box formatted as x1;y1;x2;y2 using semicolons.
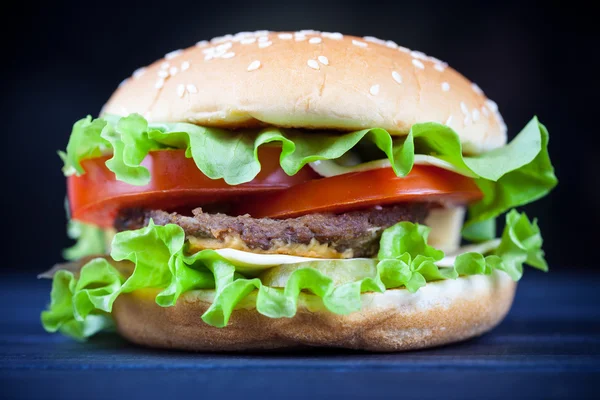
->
424;207;465;253
209;248;372;275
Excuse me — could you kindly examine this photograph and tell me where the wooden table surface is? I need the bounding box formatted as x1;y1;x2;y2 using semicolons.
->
1;269;598;399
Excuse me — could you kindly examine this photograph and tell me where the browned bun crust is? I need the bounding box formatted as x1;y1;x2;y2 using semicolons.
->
112;271;515;352
104;31;506;155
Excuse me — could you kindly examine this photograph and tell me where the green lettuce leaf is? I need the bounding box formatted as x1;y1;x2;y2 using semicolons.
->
376;222;452;292
494;209;548;280
146;124;415;184
40;263;118;340
60;114;556;227
100;114;165;185
464;119;557;233
461;218;496;242
41;209;547;340
62;196;106;261
378;222;444;261
60;116;109;175
63;220;106;261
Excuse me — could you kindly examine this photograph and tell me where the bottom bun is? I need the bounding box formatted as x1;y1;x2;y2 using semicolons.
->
113;271;516;352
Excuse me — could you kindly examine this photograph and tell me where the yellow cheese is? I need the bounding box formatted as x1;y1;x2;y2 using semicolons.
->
188;235;352;259
424;207;465;253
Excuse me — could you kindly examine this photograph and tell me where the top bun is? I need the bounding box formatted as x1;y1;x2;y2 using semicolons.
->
104;31;506;154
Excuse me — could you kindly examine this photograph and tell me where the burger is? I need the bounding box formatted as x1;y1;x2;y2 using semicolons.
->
41;30;557;351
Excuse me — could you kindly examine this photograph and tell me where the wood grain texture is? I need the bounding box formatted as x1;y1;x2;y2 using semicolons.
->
1;270;599;400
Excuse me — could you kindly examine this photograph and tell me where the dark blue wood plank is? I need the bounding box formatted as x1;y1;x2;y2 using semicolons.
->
1;269;599;399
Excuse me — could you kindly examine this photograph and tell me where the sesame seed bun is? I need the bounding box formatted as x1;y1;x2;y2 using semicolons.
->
104;31;507;155
112;271;515;352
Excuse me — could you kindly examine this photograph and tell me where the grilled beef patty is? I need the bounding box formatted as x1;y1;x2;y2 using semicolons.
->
115;204;429;258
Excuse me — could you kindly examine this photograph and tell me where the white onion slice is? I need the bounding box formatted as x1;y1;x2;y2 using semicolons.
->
309;155;476;178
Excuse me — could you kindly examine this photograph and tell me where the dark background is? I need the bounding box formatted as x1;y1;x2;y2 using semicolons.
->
2;0;598;271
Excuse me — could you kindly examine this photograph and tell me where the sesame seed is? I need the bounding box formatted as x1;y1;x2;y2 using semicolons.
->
485;99;499;112
196;40;209;47
181;61;190;71
118;78;128;87
176;84;185;98
434;63;446;72
165;49;183;60
169;66;179;76
212;34;233;43
204;54;214;61
397;46;410;53
321;32;343;40
460;102;469;115
352;39;368;48
307;59;320;70
155;78;165;89
217;42;233;52
309;37;322;44
472;109;480;121
294;35;307;41
445;115;454;126
255;30;270;36
234;31;253;39
258;36;270;42
410;50;427;60
481;106;490;117
247;60;261;71
386;40;398;49
484;99;505;132
278;33;293;40
157;70;169;78
240;37;256;45
392;71;402;84
364;36;385;45
221;52;235;59
317;55;329;65
299;29;319;35
441;82;450;92
160;62;170;70
464;115;471;126
132;67;146;79
258;41;272;48
186;84;198;94
471;83;484;95
498;116;507;134
369;84;380;95
412;59;425;69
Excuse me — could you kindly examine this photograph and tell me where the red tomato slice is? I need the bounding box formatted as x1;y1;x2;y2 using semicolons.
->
233;166;483;218
69;148;319;227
